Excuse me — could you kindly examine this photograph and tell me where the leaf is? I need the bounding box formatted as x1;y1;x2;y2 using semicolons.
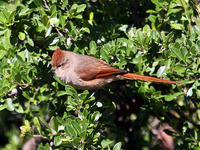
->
53;76;67;86
80;27;90;33
59;15;66;28
119;25;128;32
50;5;57;17
0;11;7;24
19;6;30;16
70;4;78;12
0;104;6;111
56;91;68;97
27;36;34;46
101;139;114;148
89;40;97;55
143;25;151;34
65;85;78;97
50;17;59;26
0;50;7;60
33;0;43;7
196;40;200;53
96;102;103;107
113;142;122;150
170;42;184;61
66;96;77;107
100;48;109;62
170;23;184;30
18;32;26;40
45;25;52;37
187;87;193;97
71;120;81;134
167;8;182;15
74;14;82;19
49;37;59;45
54;136;63;146
3;29;11;49
89;12;94;20
156;66;166;77
33;117;41;134
164;92;183;101
91;111;101;121
6;98;14;111
76;4;86;13
65;120;77;137
43;143;50;150
50;116;58;131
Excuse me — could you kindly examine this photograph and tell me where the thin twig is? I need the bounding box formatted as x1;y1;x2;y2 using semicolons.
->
42;0;50;10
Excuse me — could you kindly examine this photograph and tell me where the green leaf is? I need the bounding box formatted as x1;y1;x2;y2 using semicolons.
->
18;32;26;40
164;92;183;101
0;50;7;60
50;116;58;131
54;76;67;86
0;104;6;111
6;98;14;111
33;0;43;7
101;139;114;148
119;25;128;32
71;120;81;134
143;25;151;34
113;142;122;150
3;29;11;49
70;4;78;11
170;23;184;30
91;111;101;121
0;11;7;24
80;27;90;33
50;5;57;17
65;85;78;97
56;91;68;97
156;66;166;77
170;42;184;61
76;4;86;13
43;143;50;150
74;14;82;19
65;120;77;137
27;36;34;46
45;25;52;37
100;48;109;62
89;40;97;55
33;117;41;134
54;136;63;146
167;8;182;15
50;18;59;26
59;15;66;28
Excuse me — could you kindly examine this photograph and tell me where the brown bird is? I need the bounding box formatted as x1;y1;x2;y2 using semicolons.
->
51;48;182;90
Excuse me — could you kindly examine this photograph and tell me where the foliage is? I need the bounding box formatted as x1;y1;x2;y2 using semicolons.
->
0;0;200;149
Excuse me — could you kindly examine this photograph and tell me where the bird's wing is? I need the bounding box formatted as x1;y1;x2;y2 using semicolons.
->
74;55;126;81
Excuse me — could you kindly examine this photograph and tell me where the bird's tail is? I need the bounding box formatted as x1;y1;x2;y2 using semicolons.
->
122;73;183;84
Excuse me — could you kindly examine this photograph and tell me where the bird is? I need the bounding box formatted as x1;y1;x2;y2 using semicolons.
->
51;48;183;90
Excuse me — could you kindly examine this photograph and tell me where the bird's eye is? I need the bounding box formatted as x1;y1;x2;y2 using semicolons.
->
57;64;62;68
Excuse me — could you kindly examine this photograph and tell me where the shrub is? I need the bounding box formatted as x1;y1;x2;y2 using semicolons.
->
0;0;200;149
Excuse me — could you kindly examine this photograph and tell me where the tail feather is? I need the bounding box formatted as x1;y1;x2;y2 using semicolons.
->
123;73;183;84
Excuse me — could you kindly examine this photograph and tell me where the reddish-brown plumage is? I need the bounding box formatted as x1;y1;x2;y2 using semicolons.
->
51;48;183;90
123;73;183;84
52;48;65;67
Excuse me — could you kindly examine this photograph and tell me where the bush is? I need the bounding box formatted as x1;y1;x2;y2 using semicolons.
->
0;0;200;149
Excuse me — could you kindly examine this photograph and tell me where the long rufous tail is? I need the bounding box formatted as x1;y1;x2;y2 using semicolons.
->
123;73;183;84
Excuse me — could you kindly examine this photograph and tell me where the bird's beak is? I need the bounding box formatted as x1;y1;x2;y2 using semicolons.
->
48;67;55;73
